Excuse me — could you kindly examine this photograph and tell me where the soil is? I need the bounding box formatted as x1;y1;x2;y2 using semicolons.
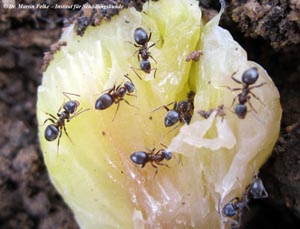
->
0;0;299;228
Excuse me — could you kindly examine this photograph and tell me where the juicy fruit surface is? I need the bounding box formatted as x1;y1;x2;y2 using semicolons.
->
37;0;281;228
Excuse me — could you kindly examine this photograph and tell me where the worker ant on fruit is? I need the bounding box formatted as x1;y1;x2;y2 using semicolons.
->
130;143;178;177
43;92;89;152
95;74;136;120
220;174;268;228
198;104;226;120
220;191;249;229
129;27;157;79
153;91;195;128
225;67;266;119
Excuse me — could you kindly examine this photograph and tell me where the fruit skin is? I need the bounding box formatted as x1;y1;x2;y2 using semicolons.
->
36;0;282;228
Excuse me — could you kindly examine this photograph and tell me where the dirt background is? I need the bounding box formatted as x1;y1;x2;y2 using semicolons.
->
0;0;299;228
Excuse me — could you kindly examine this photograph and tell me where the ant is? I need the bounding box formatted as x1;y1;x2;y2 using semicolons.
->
186;50;203;62
220;174;268;228
153;91;195;128
198;104;226;120
129;27;157;79
130;144;174;177
95;74;136;120
43;92;89;152
220;191;250;228
226;67;266;119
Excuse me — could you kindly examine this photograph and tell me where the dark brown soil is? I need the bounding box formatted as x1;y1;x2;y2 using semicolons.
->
0;0;299;228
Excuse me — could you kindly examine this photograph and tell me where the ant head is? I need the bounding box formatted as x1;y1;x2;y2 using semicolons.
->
165;110;180;127
44;124;59;141
63;100;79;114
234;104;247;119
162;150;172;160
242;67;259;85
140;60;151;73
134;27;149;45
222;202;237;217
124;81;135;93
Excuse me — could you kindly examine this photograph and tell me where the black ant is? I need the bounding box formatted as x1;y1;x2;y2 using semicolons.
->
220;174;268;228
220;191;250;228
95;74;136;120
226;67;266;119
153;91;195;128
43;92;89;152
130;27;157;79
130;145;174;177
198;104;226;120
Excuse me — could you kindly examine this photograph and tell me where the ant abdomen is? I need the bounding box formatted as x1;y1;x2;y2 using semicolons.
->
95;94;114;110
242;67;259;85
45;124;59;141
134;27;149;45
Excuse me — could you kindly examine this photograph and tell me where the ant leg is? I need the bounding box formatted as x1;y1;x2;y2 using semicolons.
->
56;129;63;154
123;73;133;83
148;42;156;49
223;85;243;92
151;67;157;78
122;98;139;109
228;197;240;204
148;30;152;42
172;154;182;166
126;41;141;62
130;66;142;80
154;149;163;156
63;124;72;143
96;85;115;96
126;41;140;48
62;92;80;100
247;99;257;113
42;117;56;126
151;162;159;178
45;112;58;120
69;108;90;121
163;122;181;138
149;54;157;64
155;161;170;168
57;103;64;116
230;72;241;84
112;102;121;122
249;91;265;105
152;104;173;112
249;82;266;90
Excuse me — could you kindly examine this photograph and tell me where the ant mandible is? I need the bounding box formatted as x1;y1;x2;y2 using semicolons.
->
153;91;195;128
130;145;174;177
43;92;89;152
130;27;157;79
226;67;266;119
95;74;136;120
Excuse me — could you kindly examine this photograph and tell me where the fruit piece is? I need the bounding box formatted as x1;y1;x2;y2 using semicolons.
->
36;0;281;228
